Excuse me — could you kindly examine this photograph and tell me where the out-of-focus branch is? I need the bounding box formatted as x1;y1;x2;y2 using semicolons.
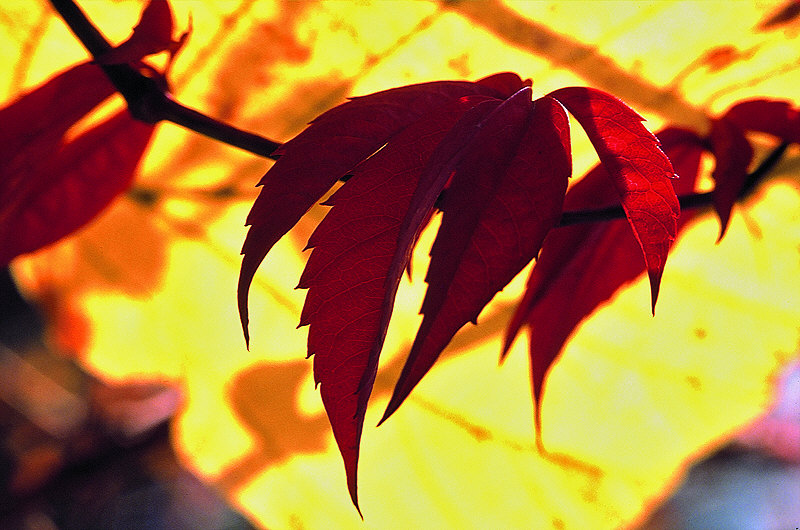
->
443;0;711;134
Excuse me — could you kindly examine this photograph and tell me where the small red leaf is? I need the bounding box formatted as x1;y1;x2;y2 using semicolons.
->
382;93;573;422
296;96;496;510
96;0;176;65
239;77;519;343
708;117;754;240
722;99;800;144
0;110;154;265
548;87;680;311
502;128;705;436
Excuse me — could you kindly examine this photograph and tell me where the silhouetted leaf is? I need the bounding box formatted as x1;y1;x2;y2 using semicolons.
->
0;62;115;216
0;110;154;265
708;117;754;239
296;95;502;510
723;99;800;143
96;0;177;65
241;75;683;508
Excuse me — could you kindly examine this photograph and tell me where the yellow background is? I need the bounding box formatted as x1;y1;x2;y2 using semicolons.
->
2;1;799;528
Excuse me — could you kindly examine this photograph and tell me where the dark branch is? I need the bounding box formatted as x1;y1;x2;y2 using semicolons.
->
48;0;280;159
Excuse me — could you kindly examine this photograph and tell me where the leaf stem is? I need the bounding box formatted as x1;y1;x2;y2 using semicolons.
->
48;0;280;159
558;142;789;227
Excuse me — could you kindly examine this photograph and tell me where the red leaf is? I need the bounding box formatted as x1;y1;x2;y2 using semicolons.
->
0;111;154;265
0;63;115;208
0;61;118;265
708;117;754;240
476;71;532;96
0;63;115;159
296;96;499;510
547;87;680;311
96;0;176;65
238;73;526;343
239;73;696;510
502;128;705;437
722;99;800;144
382;94;572;422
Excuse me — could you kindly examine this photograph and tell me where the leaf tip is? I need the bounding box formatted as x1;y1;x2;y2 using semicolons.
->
535;431;547;456
376;404;395;427
378;383;411;426
499;342;513;365
534;399;545;454
715;214;732;243
349;485;363;519
238;301;251;349
237;263;254;348
648;268;664;315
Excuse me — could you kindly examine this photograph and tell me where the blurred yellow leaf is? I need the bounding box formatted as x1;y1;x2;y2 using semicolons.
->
2;1;800;528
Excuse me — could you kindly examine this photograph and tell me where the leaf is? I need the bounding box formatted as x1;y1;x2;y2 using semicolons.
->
705;98;800;240
0;62;115;161
238;73;527;343
296;95;501;511
475;71;532;95
708;117;754;240
0;110;155;266
502;127;705;436
96;0;177;65
0;63;115;209
0;61;120;266
240;75;690;510
547;87;680;311
722;99;800;143
382;94;572;422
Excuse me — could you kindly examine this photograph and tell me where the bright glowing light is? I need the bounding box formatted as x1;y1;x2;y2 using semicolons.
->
3;1;799;528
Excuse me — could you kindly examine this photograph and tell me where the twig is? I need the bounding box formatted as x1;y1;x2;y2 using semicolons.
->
48;0;280;159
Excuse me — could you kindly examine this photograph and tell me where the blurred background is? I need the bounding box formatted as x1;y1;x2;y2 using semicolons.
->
0;1;799;528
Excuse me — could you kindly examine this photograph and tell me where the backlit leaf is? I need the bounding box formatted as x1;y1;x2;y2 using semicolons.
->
96;0;177;65
0;62;114;160
547;87;680;311
0;110;154;265
502;127;705;436
722;99;800;144
238;73;526;343
383;94;571;422
6;2;800;528
296;95;499;509
0;62;115;213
